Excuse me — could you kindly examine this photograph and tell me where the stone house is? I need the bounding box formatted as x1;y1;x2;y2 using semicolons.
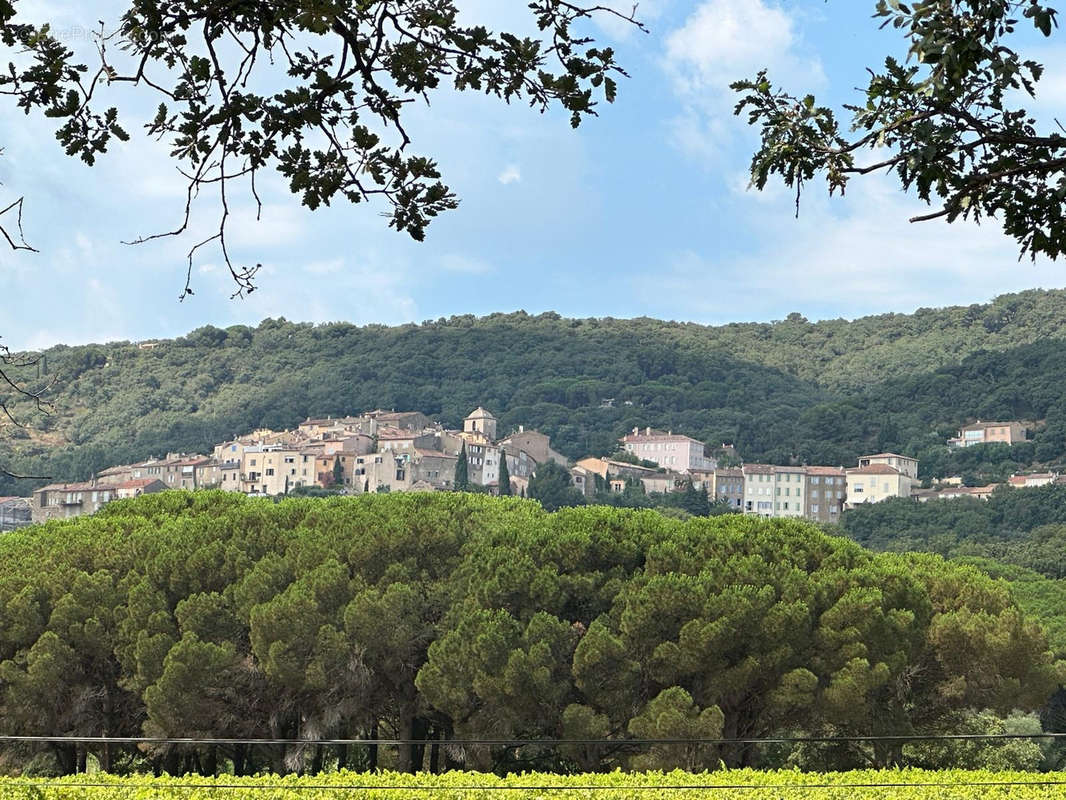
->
0;497;31;531
31;478;166;523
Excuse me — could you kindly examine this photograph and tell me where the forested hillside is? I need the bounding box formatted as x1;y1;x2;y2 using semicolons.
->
5;289;1066;492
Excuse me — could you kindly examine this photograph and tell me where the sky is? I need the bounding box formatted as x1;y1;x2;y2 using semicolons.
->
1;0;1065;350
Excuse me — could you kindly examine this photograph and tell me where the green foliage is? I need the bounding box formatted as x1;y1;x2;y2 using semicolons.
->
734;0;1066;259
497;455;511;496
454;444;469;492
841;489;1066;580
0;3;641;289
528;462;585;512
0;492;1057;776
15;292;1066;494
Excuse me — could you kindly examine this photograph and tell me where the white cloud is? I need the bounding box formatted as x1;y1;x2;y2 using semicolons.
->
303;258;344;276
440;254;493;274
497;164;522;185
637;172;1059;322
662;0;824;160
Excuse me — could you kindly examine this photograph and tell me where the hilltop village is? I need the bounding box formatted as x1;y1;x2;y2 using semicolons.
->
11;408;1051;528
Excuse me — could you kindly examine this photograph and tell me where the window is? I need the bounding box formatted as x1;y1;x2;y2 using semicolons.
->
829;505;838;514
250;459;256;466
266;468;275;476
853;483;864;493
883;482;890;492
811;476;820;484
811;504;819;513
784;487;790;496
811;489;820;498
775;487;781;496
284;457;295;464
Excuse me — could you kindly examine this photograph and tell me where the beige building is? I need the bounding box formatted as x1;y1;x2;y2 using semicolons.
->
464;407;498;440
1008;472;1058;488
378;427;439;453
857;453;919;480
498;428;568;472
97;454;215;490
620;427;717;474
949;421;1027;448
936;484;1001;500
366;410;434;431
238;446;314;495
359;449;457;493
845;464;915;507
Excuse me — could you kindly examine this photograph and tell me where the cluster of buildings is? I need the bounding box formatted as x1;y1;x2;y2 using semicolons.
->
570;444;919;525
9;410;1052;529
27;408;568;525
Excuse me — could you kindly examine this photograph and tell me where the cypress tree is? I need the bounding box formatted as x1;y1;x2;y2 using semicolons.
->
498;453;512;496
332;455;344;487
455;443;469;491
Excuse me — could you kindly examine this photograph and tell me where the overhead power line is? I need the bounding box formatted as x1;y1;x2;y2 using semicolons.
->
2;733;1066;746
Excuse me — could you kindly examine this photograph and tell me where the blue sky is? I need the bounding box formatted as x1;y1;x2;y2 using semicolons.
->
2;0;1065;350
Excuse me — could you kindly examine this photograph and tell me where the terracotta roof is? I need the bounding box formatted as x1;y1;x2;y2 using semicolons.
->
714;468;744;477
115;478;162;489
622;431;703;444
847;464;902;475
465;406;496;420
743;464;775;474
414;449;457;459
378;427;416;439
861;453;915;460
36;482;99;492
603;459;658;473
806;466;845;476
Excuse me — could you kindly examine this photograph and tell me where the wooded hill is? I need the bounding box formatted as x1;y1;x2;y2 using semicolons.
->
5;288;1066;493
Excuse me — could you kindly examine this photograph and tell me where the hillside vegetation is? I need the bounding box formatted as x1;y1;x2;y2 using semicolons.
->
5;289;1066;491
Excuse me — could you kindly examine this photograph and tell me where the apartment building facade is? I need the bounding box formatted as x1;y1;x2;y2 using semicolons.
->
804;466;846;523
620;428;717;473
857;453;919;479
845;464;914;507
743;464;807;518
